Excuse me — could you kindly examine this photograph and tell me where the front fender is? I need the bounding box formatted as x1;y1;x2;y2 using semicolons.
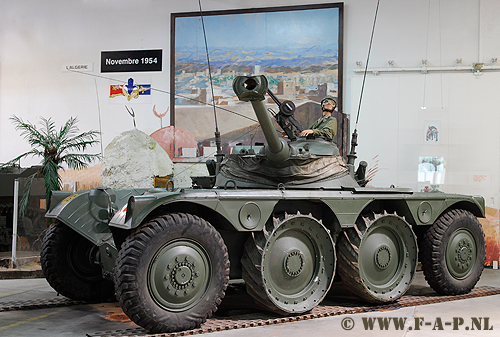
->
46;190;112;246
109;190;182;229
46;188;147;245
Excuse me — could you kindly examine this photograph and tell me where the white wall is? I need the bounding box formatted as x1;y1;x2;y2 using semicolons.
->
1;0;499;207
347;0;500;210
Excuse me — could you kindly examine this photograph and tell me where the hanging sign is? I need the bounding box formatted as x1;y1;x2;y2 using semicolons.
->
62;63;94;72
101;50;162;73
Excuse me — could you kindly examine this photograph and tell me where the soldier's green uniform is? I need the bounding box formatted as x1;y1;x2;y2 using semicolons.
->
300;95;338;141
309;115;337;141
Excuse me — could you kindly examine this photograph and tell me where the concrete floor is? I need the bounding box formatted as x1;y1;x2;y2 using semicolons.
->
1;269;499;337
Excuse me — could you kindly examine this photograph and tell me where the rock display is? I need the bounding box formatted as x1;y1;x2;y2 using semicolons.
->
102;129;173;189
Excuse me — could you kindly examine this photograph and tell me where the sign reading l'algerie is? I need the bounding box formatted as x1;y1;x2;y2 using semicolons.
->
101;50;162;73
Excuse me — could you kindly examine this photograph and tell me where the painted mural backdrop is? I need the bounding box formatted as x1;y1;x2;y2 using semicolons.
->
171;4;343;159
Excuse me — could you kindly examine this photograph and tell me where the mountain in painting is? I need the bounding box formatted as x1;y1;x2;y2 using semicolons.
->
175;44;338;74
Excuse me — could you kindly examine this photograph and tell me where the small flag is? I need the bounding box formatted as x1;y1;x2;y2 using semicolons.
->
110;78;151;101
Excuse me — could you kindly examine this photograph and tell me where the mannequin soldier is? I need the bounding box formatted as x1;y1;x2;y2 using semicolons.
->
300;95;337;141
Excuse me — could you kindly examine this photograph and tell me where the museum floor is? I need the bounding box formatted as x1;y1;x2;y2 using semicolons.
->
1;268;499;337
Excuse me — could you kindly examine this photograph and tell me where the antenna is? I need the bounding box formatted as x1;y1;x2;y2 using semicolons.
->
94;78;104;157
198;0;224;173
347;0;380;170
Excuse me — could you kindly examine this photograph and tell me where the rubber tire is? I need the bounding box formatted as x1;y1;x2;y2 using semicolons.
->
114;213;229;333
420;209;485;295
40;221;115;301
337;211;418;303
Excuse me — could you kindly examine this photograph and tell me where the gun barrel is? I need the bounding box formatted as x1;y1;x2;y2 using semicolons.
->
250;100;286;155
233;75;290;162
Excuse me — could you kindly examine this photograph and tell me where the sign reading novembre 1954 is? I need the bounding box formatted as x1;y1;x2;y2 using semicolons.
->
101;50;162;73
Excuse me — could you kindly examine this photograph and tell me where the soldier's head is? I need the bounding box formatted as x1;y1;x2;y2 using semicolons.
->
321;96;336;115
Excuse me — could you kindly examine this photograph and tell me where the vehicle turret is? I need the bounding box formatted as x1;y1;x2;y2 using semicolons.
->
208;75;361;189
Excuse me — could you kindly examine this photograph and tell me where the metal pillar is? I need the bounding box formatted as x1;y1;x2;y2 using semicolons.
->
10;179;19;269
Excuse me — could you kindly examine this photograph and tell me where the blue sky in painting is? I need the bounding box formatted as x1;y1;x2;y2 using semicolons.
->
175;8;339;51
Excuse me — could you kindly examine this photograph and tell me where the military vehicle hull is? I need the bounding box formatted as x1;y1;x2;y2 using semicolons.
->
43;184;485;332
0;165;45;252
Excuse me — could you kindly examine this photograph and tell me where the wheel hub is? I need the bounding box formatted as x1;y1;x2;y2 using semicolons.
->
284;250;305;277
148;240;210;311
68;236;103;282
375;245;391;270
170;262;194;289
446;229;477;279
458;243;472;264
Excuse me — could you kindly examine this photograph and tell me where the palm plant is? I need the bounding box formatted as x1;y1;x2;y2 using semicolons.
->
1;115;101;215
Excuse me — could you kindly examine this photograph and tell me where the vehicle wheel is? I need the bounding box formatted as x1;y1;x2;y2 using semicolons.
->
241;213;335;314
337;211;418;302
114;213;229;333
40;221;115;301
420;209;485;295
